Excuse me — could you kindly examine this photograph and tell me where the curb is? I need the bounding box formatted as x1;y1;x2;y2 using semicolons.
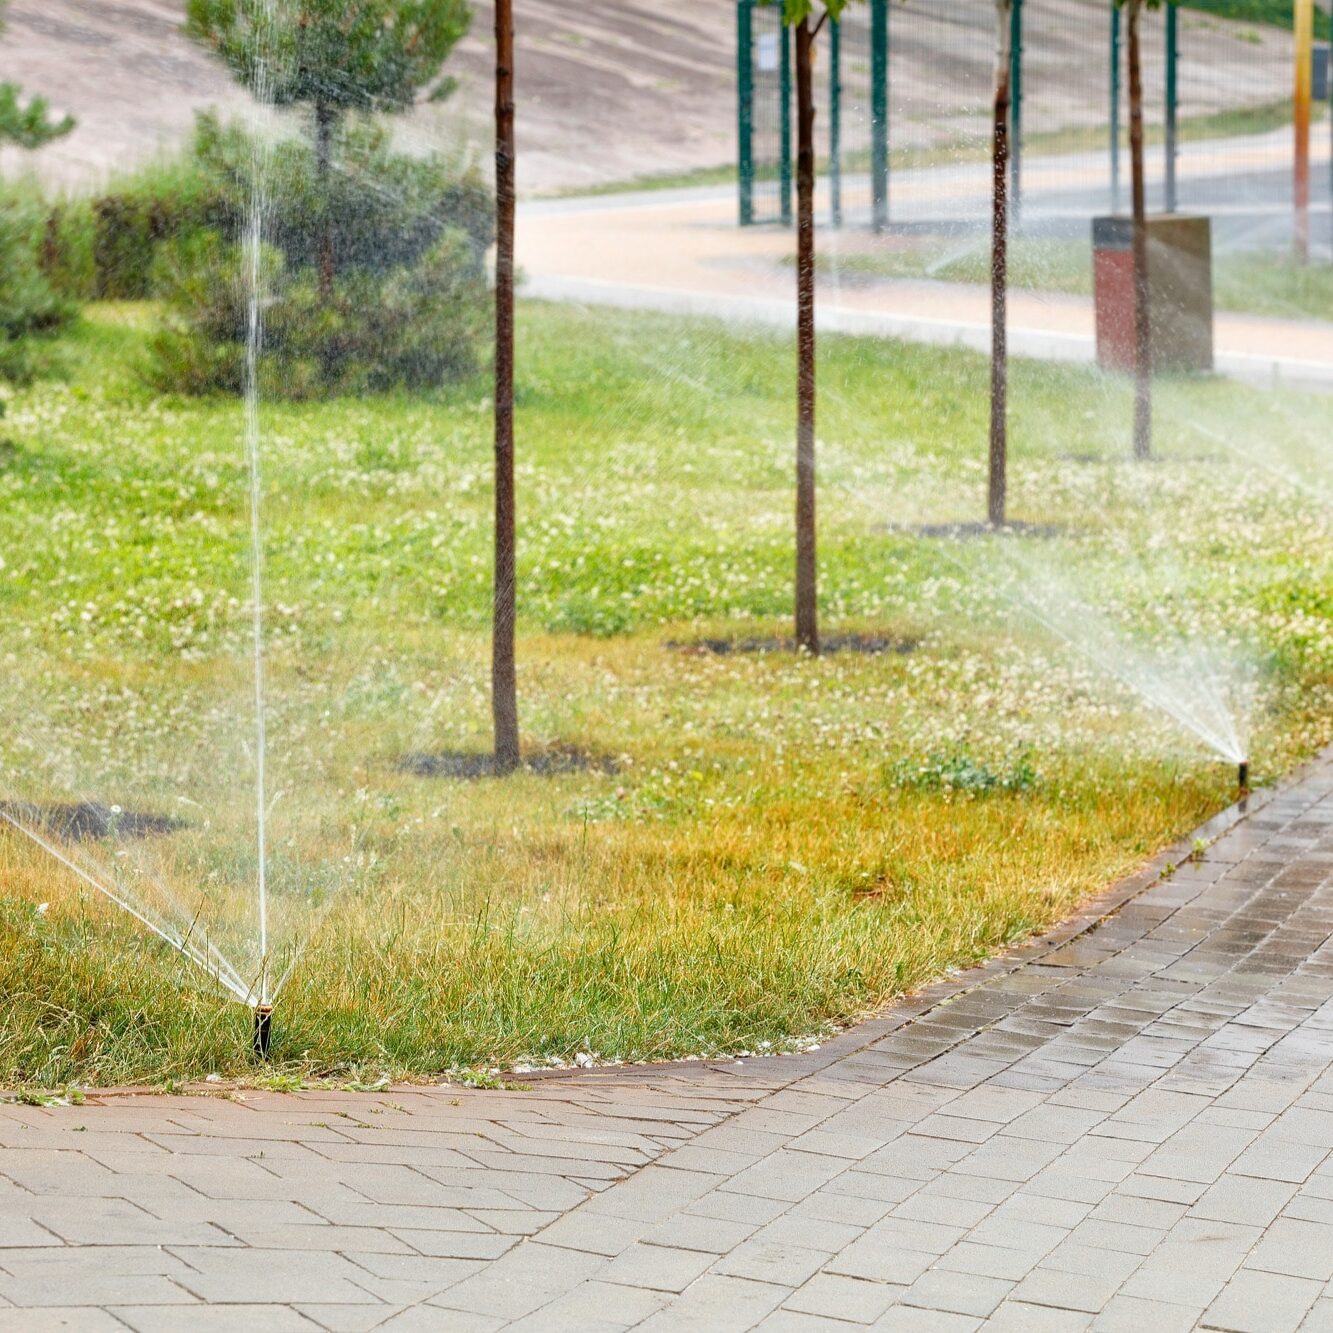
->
521;739;1333;1092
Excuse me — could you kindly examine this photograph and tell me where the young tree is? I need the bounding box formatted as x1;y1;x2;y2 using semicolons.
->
989;0;1013;528
0;1;74;149
186;0;469;298
774;0;859;655
492;0;519;773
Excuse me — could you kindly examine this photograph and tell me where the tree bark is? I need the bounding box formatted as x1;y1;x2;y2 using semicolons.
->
315;101;336;303
1127;0;1152;461
492;0;520;773
989;0;1012;528
794;16;819;656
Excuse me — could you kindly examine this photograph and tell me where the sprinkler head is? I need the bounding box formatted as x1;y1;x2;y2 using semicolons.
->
1238;760;1249;794
252;1004;273;1059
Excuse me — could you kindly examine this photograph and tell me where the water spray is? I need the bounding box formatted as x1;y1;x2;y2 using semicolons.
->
252;1004;273;1059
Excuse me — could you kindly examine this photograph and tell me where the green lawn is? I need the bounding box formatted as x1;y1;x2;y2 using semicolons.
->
817;238;1333;324
1185;0;1330;41
0;300;1329;1089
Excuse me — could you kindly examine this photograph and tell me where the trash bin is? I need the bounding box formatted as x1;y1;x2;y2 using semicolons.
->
1092;214;1213;375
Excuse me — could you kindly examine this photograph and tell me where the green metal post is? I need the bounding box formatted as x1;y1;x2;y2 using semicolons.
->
830;15;842;228
1010;0;1023;226
1110;4;1121;212
871;0;889;230
780;16;793;226
1165;2;1178;212
738;0;754;226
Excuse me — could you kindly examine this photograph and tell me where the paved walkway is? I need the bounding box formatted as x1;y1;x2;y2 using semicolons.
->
3;750;1333;1331
518;189;1333;392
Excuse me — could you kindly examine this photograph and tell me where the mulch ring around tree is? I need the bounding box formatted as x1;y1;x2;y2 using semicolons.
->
667;632;918;657
886;520;1068;540
398;744;621;780
0;802;186;843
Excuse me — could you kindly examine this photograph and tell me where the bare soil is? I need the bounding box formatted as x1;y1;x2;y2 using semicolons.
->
0;802;184;842
398;745;620;779
668;633;919;657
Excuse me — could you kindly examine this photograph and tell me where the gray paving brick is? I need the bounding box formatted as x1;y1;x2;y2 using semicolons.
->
1192;1174;1299;1226
782;1272;902;1323
505;1279;670;1331
1091;1293;1203;1331
900;1268;1014;1317
868;1305;983;1331
635;1274;788;1331
1246;1218;1333;1281
428;1243;605;1321
111;1305;321;1332
986;1300;1094;1331
1009;1264;1127;1313
600;1241;717;1293
0;1312;136;1332
1203;1268;1323;1332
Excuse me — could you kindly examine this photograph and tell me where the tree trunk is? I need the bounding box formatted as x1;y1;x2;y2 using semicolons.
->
492;0;520;773
989;0;1012;529
1127;0;1151;461
794;16;819;657
315;101;336;303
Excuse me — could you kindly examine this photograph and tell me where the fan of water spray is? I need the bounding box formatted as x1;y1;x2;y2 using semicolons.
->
946;539;1250;776
0;0;444;1055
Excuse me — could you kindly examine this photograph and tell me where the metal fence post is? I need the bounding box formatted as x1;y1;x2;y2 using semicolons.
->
780;15;793;227
1295;0;1314;261
830;14;842;228
1165;2;1178;212
1110;4;1121;213
737;0;754;226
871;0;889;231
1010;0;1024;226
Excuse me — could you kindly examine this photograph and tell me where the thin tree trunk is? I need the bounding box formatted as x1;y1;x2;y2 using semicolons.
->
794;16;819;657
1127;0;1151;461
989;0;1012;529
492;0;520;773
315;101;336;302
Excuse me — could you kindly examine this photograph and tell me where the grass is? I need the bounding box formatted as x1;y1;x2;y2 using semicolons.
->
545;88;1313;203
1184;0;1331;41
815;237;1333;323
0;299;1329;1088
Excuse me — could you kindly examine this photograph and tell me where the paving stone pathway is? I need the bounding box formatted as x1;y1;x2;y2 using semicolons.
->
3;751;1333;1331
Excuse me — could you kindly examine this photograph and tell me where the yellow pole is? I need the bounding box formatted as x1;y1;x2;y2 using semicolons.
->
1295;0;1314;262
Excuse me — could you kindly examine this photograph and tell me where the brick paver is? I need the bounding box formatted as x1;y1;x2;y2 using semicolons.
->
3;749;1333;1330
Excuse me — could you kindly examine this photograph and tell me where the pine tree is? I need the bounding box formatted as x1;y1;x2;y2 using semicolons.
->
0;2;74;149
186;0;470;295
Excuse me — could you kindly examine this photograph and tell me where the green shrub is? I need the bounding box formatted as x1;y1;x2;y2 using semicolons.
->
0;192;76;382
88;155;226;300
149;112;493;397
190;111;494;274
37;204;96;301
150;227;488;397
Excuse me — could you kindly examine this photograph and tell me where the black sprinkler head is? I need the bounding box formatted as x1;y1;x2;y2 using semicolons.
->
252;1004;274;1059
1238;760;1249;794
